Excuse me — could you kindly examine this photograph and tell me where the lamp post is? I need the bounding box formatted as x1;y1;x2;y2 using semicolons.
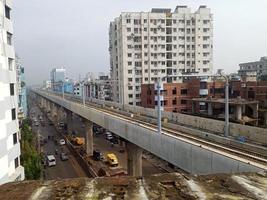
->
62;81;65;99
82;82;86;107
218;69;229;137
156;78;162;134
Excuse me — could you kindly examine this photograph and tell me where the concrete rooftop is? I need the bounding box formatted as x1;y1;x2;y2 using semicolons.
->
1;172;267;200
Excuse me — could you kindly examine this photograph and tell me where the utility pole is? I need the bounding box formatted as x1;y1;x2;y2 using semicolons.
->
218;69;229;137
82;82;85;107
62;82;65;99
156;79;162;134
225;77;229;137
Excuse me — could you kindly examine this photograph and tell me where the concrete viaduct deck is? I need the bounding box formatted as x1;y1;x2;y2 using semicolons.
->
33;90;267;176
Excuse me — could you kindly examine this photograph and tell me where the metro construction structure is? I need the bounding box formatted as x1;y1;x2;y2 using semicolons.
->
32;89;267;176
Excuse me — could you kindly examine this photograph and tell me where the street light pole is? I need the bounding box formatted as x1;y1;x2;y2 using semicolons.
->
62;82;65;99
218;69;229;137
157;79;162;134
224;77;229;137
82;82;85;107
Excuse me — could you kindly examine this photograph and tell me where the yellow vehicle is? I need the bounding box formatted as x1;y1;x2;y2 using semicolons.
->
70;137;85;146
106;153;118;167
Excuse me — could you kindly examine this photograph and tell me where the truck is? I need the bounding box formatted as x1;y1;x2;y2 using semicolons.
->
106;153;118;167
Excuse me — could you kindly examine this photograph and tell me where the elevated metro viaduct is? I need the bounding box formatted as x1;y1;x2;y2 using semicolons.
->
33;90;267;176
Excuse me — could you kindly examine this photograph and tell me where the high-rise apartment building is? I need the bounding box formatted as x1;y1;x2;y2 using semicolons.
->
0;0;25;184
109;6;213;105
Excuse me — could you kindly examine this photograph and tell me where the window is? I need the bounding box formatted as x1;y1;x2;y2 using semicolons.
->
5;6;11;19
127;53;132;57
13;133;17;145
8;58;13;70
128;62;132;66
128;70;132;74
144;19;147;23
172;88;177;95
7;32;12;45
172;99;177;105
128;94;133;98
127;28;131;32
10;83;15;96
11;108;16;120
14;157;19;169
181;89;188;95
181;100;187;104
126;19;131;23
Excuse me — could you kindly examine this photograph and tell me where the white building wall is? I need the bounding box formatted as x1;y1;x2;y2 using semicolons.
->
0;0;25;184
109;6;213;105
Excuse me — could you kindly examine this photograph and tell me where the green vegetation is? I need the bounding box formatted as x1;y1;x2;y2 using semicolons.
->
21;119;42;180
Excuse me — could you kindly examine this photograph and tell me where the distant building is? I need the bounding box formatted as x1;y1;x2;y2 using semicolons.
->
238;57;267;82
0;1;25;184
73;82;82;97
43;80;52;89
85;74;112;101
109;5;213;106
16;56;28;120
50;68;66;91
141;78;267;127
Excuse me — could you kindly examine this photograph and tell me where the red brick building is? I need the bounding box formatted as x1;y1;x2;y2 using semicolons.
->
141;79;267;125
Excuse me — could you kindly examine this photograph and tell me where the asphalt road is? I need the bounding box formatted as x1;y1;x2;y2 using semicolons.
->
70;114;167;175
30;105;87;180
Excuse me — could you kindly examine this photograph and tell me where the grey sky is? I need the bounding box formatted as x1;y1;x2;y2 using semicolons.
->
13;0;267;85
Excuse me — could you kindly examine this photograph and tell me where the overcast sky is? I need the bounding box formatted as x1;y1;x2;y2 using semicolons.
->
13;0;267;85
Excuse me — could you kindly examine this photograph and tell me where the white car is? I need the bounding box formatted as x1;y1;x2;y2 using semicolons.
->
46;155;56;167
59;139;66;145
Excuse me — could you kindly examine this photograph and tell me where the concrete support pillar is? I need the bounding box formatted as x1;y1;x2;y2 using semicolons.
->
207;103;213;116
84;120;93;156
41;98;44;108
264;112;267;127
126;142;143;177
66;110;73;134
235;105;242;121
52;104;58;124
192;102;196;114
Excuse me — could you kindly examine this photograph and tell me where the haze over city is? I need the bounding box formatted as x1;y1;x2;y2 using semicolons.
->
13;0;267;85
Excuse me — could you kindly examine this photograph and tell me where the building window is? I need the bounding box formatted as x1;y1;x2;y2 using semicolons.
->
126;19;131;23
11;108;16;120
172;88;177;95
181;89;188;95
8;58;13;70
5;6;11;19
13;133;18;145
172;99;177;105
10;83;15;96
7;32;12;45
181;100;187;105
14;157;19;169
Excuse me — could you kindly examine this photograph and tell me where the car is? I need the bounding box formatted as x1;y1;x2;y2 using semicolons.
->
46;155;56;167
106;153;118;167
106;134;113;141
110;137;118;144
60;152;69;161
59;139;66;145
58;122;65;127
93;150;104;161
